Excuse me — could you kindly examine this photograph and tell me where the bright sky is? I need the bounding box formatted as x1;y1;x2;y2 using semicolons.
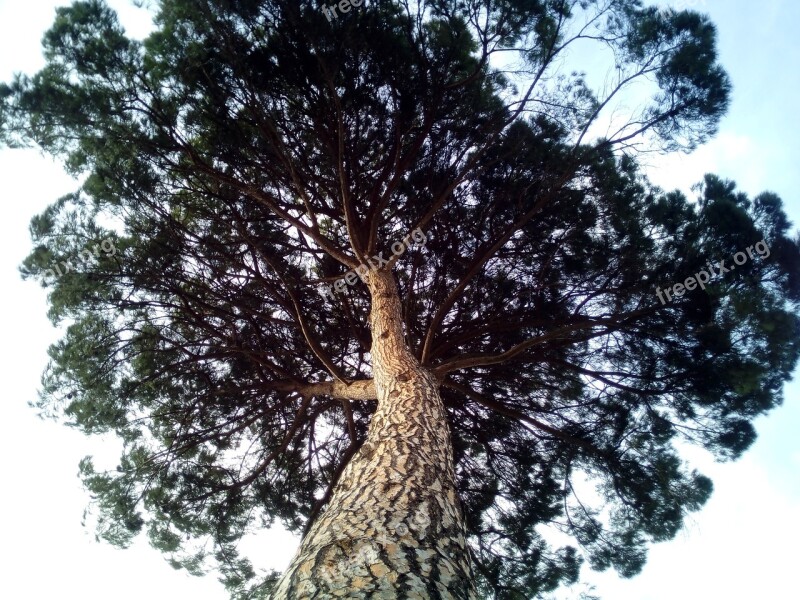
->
0;1;797;599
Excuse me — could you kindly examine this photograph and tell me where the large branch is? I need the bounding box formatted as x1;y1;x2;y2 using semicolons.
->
270;378;377;401
420;165;579;364
442;379;599;454
432;308;654;376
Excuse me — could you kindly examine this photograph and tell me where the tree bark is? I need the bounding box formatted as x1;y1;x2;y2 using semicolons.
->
269;269;477;599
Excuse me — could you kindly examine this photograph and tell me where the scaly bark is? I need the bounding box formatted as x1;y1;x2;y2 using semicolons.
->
270;269;477;599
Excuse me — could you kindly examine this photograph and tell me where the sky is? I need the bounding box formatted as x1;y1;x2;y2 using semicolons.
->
0;1;797;599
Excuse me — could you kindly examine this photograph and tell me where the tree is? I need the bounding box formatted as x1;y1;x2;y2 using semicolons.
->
3;0;799;597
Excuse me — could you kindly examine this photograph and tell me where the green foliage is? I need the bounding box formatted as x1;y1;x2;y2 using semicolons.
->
4;1;799;598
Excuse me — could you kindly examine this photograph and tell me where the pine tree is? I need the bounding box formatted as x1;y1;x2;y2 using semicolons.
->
3;1;799;598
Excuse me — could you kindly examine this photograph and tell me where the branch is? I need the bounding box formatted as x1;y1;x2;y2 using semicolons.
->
433;308;653;375
270;379;377;402
420;165;578;363
442;379;598;453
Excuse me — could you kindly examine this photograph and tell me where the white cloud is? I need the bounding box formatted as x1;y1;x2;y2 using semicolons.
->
641;132;764;198
556;448;800;599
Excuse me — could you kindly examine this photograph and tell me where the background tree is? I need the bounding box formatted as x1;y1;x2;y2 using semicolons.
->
3;0;799;598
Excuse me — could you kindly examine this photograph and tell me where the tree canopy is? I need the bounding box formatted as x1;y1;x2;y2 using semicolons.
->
3;0;799;598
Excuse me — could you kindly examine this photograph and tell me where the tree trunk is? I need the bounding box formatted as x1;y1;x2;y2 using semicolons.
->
269;269;477;599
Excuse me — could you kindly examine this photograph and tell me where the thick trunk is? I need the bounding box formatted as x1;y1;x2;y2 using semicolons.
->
270;270;476;599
